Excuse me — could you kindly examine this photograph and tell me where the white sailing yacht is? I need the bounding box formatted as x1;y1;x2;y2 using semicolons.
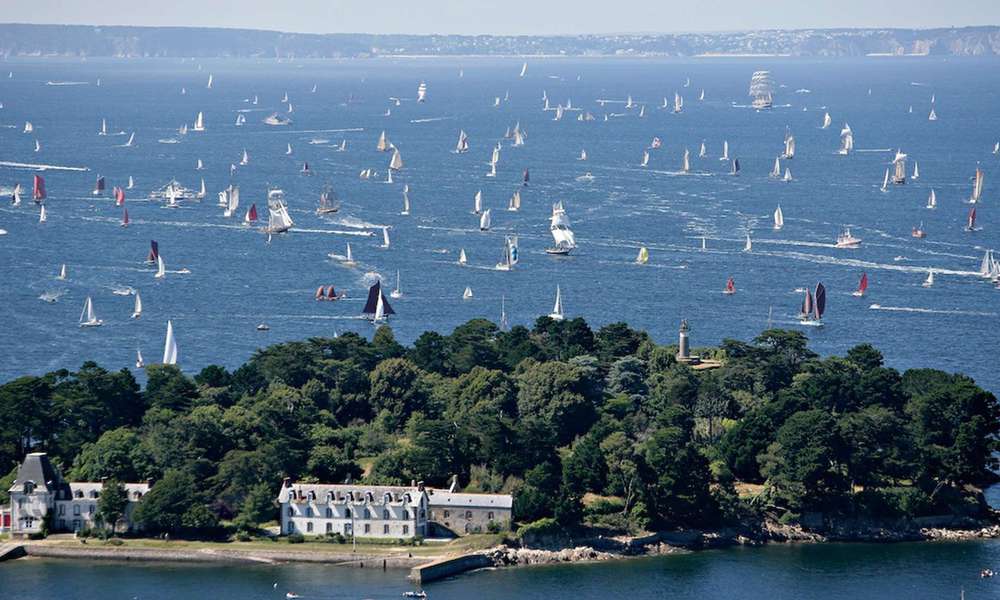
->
79;296;103;327
744;233;752;252
546;202;576;255
39;205;47;223
458;248;468;266
193;111;205;132
377;131;390;152
381;227;391;249
822;112;832;129
162;320;178;365
127;176;134;189
135;349;144;369
508;189;521;212
286;143;293;155
479;208;492;231
636;246;649;265
880;168;890;192
912;162;920;180
155;254;166;278
463;286;474;300
57;264;67;280
673;92;683;113
641;150;650;167
782;129;796;159
390;271;403;299
455;130;469;153
928;107;938;121
922;269;935;288
342;243;356;266
496;236;520;270
124;132;135;147
240;149;249;166
99;118;108;135
519;62;527;78
783;167;793;182
926;189;937;209
773;206;784;230
719;140;729;161
390;148;403;170
970;166;984;203
473;190;483;214
548;286;565;321
131;290;142;319
699;141;706;158
401;186;411;215
34;139;40;152
196;159;204;170
770;157;781;178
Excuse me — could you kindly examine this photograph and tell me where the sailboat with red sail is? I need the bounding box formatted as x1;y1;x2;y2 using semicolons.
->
723;277;736;295
852;273;868;297
244;203;258;225
114;186;126;206
966;207;978;231
33;175;45;202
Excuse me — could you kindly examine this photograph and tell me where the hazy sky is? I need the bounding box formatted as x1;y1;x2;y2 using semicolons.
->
4;0;999;35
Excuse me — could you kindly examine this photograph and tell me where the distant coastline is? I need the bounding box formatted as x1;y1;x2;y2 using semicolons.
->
1;23;999;58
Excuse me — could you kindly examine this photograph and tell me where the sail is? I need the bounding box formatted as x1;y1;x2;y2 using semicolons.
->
286;143;293;155
520;62;527;77
748;71;775;108
550;286;564;320
721;140;729;160
968;207;977;230
456;130;469;153
858;273;868;295
474;190;483;214
479;208;492;231
813;283;826;319
508;190;521;211
822;112;832;129
162;320;178;365
193;111;205;131
155;254;166;278
774;206;784;229
390;148;403;170
148;240;159;262
839;124;853;155
132;291;142;317
33;175;46;200
523;169;530;185
549;201;576;248
771;157;781;178
641;151;650;167
39;205;47;222
783;131;796;159
122;207;129;226
674;92;683;113
417;82;427;102
125;132;135;147
725;277;735;293
458;248;467;265
636;246;649;264
377;131;389;152
802;289;813;317
100;118;107;135
744;234;752;252
971;167;984;203
80;296;96;324
881;168;890;192
362;281;395;316
382;227;390;248
245;203;258;223
732;158;740;175
682;148;690;173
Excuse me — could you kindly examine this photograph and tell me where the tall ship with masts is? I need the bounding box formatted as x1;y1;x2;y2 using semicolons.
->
749;71;775;110
838;124;854;155
264;188;294;234
546;201;577;255
892;150;908;185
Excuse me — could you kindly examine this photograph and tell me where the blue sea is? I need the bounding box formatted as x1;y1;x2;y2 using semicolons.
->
0;56;998;389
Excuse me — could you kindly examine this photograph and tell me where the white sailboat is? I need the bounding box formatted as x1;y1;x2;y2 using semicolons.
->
822;112;832;129
496;236;520;270
23;121;33;134
381;227;391;249
206;74;213;89
390;147;403;170
880;168;890;192
162;320;178;365
193;111;205;132
127;176;134;189
698;141;706;158
926;189;937;209
782;130;796;159
99;118;108;135
928;107;938;121
196;159;204;170
57;264;67;280
197;178;206;200
155;254;166;278
673;92;683;113
124;132;135;147
912;161;920;180
79;296;102;327
265;189;294;233
390;271;403;299
455;129;469;153
635;246;649;265
519;62;527;78
838;123;853;155
39;205;47;223
479;208;492;231
641;150;650;167
286;143;293;155
458;248;468;265
131;290;142;319
463;286;474;300
783;167;793;182
377;130;390;152
719;140;729;161
922;269;935;287
12;183;22;207
681;148;691;173
34;139;40;152
773;206;784;230
548;286;565;321
240;149;249;166
970;166;984;203
343;243;356;266
401;186;411;215
473;190;483;214
579;149;587;161
135;349;144;369
508;189;521;211
770;157;781;178
744;233;752;252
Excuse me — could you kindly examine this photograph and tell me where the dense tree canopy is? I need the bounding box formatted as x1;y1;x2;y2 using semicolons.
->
1;320;996;537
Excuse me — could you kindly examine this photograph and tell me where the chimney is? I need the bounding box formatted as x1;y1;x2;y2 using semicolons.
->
416;480;425;492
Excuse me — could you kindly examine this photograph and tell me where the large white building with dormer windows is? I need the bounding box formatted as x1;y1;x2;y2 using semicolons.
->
276;479;429;539
5;453;149;537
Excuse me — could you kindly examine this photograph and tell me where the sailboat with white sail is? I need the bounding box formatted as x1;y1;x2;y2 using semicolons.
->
773;206;784;230
389;147;403;170
546;201;576;255
155;254;166;278
782;129;796;159
681;148;691;173
39;205;47;223
749;71;775;109
162;320;178;365
135;349;144;369
770;157;782;178
508;189;521;212
381;227;391;249
548;286;565;321
698;141;706;158
496;236;520;270
635;246;649;265
970;165;984;203
240;149;249;166
822;112;832;129
880;168;890;192
222;185;240;218
79;296;103;328
479;208;492;231
719;140;729;161
838;124;853;155
744;233;752;252
401;185;411;215
193;111;205;132
912;162;919;180
390;271;403;299
458;248;468;266
377;131;390;152
641;150;650;168
131;291;142;319
463;286;474;300
57;264;67;280
673;92;683;113
264;189;294;234
455;130;469;153
926;189;937;209
317;184;339;214
922;269;935;288
124;132;135;147
99;118;108;136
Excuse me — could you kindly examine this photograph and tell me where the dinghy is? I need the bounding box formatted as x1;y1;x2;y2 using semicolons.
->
463;286;474;300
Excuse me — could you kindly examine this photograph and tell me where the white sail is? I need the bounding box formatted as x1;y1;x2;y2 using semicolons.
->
783;131;796;159
463;286;474;300
744;234;752;252
479;208;492;231
155;254;166;278
267;192;294;233
124;132;135;147
99;118;107;135
131;290;142;319
783;167;793;182
458;248;467;265
549;201;576;249
240;149;249;165
206;74;213;89
377;130;389;152
912;162;919;179
136;349;144;369
23;121;33;134
402;187;411;215
673;92;683;113
58;264;67;280
822;112;832;129
39;205;47;223
193;111;205;131
636;246;649;265
474;190;483;214
12;183;22;207
79;296;101;327
344;243;354;264
749;70;775;109
286;143;293;155
519;62;527;77
923;269;935;287
771;157;781;178
549;286;564;320
682;148;690;173
455;129;469;153
641;150;650;167
881;168;890;192
381;227;391;249
839;123;853;155
579;149;587;161
926;189;937;209
971;166;984;203
127;176;134;189
892;150;907;184
928;107;937;121
162;320;178;365
34;139;40;152
508;189;521;211
390;148;403;170
496;235;519;270
699;142;706;158
774;206;784;230
720;140;729;161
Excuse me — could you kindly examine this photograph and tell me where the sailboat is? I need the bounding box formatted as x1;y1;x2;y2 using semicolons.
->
770;157;781;178
799;283;826;326
744;233;752;252
822;112;832;129
244;203;258;225
496;236;520;270
970;165;984;203
377;131;390;152
548;286;565;321
240;149;249;166
363;282;394;323
57;264;67;280
579;149;587;161
34;139;40;153
193;111;205;132
121;207;129;227
390;271;403;299
235;113;245;127
206;74;213;89
342;243;356;266
994;141;1000;155
926;189;937;209
124;132;135;147
23;121;33;134
93;175;106;196
698;141;707;158
317;185;339;214
473;190;484;214
912;222;926;238
127;176;134;189
135;349;144;369
265;189;294;233
401;185;411;215
286;143;293;155
912;161;920;180
146;240;159;264
155;254;166;278
635;246;649;265
99;118;108;135
39;205;47;223
922;269;935;287
417;81;427;102
458;248;468;265
782;129;796;159
381;227;391;249
880;168;890;192
641;150;650;167
508;189;521;211
546;201;576;255
699;89;705;101
131;290;142;319
892;150;908;184
115;186;125;206
162;320;178;365
390;147;403;170
11;183;22;207
723;277;736;295
519;62;527;77
522;169;530;186
79;296;103;328
479;208;492;231
32;175;45;202
773;206;784;230
719;140;730;161
681;148;690;173
928;107;938;121
455;130;469;153
838;123;854;155
966;207;978;231
731;158;740;175
197;178;206;200
222;185;240;218
463;286;474;300
852;273;868;297
673;92;683;113
783;168;793;182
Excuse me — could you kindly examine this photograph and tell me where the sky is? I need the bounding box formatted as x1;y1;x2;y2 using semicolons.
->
3;0;999;36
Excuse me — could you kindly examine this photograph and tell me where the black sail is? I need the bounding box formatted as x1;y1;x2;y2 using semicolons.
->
362;281;395;316
814;283;826;319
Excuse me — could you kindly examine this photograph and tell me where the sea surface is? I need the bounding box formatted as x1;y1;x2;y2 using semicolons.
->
0;57;998;388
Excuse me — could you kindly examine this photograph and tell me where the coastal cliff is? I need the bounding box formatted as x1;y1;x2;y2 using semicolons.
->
0;24;999;58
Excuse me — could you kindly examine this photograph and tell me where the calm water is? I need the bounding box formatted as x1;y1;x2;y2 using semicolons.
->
0;57;999;388
0;539;997;599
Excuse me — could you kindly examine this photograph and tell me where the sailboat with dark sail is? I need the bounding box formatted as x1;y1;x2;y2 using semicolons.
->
362;281;395;323
799;283;826;326
316;184;340;214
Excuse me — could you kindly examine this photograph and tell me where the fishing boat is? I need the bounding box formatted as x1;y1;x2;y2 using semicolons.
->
417;81;427;102
162;320;178;365
479;208;492;231
966;207;978;232
317;185;340;214
548;286;565;321
155;254;166;278
264;189;294;234
838;124;854;155
79;296;102;328
970;165;984;203
364;281;395;323
458;248;468;265
635;246;649;264
508;190;521;212
131;291;142;319
193;111;205;132
926;189;937;209
852;273;868;297
799;283;826;326
749;71;775;109
244;203;258;225
546;201;576;255
773;206;784;230
836;229;862;248
912;222;926;238
455;130;469;153
782;129;796;159
892;150;907;184
822;112;832;129
496;236;520;270
922;269;935;287
723;277;736;295
390;271;403;299
463;286;474;300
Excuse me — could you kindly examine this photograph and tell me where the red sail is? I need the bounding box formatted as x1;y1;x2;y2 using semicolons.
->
115;187;125;206
122;208;129;226
248;204;258;221
327;286;337;299
968;207;977;229
725;277;735;293
315;286;324;300
33;175;46;200
802;289;813;317
858;273;868;294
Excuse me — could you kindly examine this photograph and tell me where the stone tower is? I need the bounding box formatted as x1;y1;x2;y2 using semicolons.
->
677;319;690;361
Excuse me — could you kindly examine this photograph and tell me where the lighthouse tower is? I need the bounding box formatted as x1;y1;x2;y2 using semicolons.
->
676;319;690;362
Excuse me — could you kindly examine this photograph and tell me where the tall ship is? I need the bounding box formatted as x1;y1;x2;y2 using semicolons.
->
749;71;775;110
264;188;294;234
546;201;577;255
892;150;908;185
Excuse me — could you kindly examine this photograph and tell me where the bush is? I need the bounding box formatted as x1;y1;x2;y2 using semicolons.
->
104;537;125;546
235;532;252;542
287;533;305;544
583;497;625;517
778;511;800;525
323;532;346;544
514;517;560;539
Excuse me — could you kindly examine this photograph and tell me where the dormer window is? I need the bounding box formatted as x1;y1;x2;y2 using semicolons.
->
23;481;36;494
307;490;316;501
366;492;374;503
326;492;335;502
289;490;297;500
134;491;143;500
403;493;412;504
89;490;99;499
74;490;83;499
383;492;392;504
347;491;355;502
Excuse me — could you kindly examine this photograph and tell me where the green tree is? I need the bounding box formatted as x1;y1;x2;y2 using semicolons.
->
368;358;429;431
133;470;217;536
96;479;129;533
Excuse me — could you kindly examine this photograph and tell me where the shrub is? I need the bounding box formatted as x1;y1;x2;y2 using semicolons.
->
105;537;125;546
235;532;252;542
287;533;305;544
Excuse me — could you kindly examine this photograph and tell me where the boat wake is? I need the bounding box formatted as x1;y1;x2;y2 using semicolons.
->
868;304;997;317
764;249;981;277
292;227;375;237
0;160;89;172
410;117;454;123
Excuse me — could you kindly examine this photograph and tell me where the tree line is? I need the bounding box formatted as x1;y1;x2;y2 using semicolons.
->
1;318;996;538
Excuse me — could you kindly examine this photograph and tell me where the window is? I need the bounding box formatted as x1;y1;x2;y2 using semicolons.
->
73;505;81;516
89;506;95;515
443;510;450;518
306;522;313;533
383;524;389;534
325;508;333;518
326;523;333;533
344;523;352;535
287;522;295;534
363;508;371;519
383;509;390;520
57;504;65;516
287;507;294;517
74;490;83;499
488;512;494;520
403;525;409;535
73;519;80;531
305;506;313;517
403;510;410;519
90;490;99;499
364;524;371;534
345;508;352;518
308;491;316;501
465;511;473;519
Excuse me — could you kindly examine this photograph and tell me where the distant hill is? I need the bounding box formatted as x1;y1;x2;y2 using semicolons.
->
1;23;999;58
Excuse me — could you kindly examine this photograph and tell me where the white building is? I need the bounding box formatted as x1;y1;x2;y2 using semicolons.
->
276;479;428;539
6;452;149;537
